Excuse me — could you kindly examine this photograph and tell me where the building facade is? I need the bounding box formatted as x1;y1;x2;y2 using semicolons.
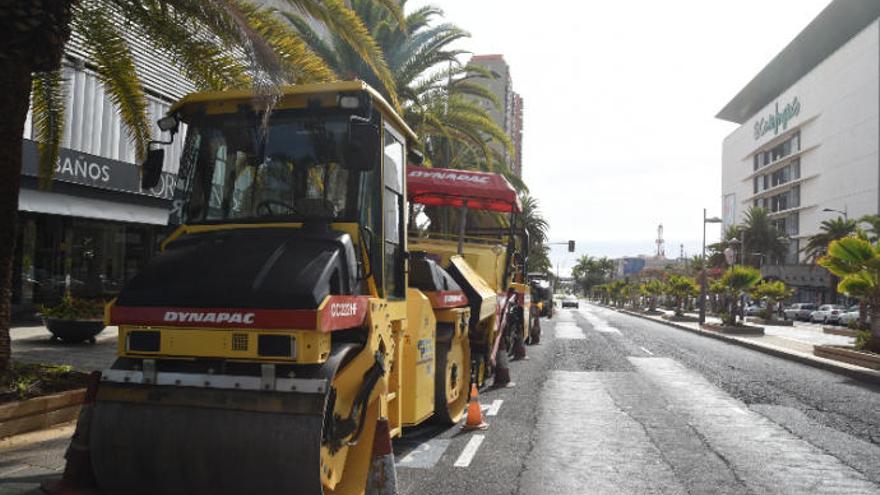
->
467;54;524;177
12;26;191;318
717;0;880;302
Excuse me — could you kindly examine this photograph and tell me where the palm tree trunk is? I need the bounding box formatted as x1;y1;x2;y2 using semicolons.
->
0;61;33;373
0;0;76;374
869;300;880;353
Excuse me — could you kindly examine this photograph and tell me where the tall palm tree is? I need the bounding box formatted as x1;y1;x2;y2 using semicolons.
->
0;0;400;374
739;207;789;266
802;217;859;262
283;0;515;176
859;214;880;243
519;194;551;274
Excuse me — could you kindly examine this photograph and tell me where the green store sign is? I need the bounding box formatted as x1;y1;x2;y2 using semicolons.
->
754;97;801;140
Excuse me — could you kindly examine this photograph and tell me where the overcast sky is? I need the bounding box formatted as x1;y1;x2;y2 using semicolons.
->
411;0;833;274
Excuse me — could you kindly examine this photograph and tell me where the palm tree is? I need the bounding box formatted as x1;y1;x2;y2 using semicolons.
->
750;280;792;322
664;275;699;317
719;265;762;325
519;194;551;274
640;279;664;313
803;216;859;304
283;0;515;175
739;207;789;267
803;217;859;262
819;237;880;352
859;214;880;243
0;0;399;374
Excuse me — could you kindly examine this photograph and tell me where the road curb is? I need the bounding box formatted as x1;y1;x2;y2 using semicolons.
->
615;308;880;386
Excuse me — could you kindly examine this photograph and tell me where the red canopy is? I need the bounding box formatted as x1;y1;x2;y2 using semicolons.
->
407;166;522;213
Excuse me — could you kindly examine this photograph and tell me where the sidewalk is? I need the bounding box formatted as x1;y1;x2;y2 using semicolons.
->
616;307;880;385
11;325;118;372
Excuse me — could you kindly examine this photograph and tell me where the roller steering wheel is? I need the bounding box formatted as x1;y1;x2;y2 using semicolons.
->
256;199;296;216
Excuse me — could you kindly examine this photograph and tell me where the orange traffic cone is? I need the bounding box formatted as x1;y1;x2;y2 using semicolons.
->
461;384;489;431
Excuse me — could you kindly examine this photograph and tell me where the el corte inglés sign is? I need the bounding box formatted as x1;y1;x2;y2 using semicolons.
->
753;97;801;140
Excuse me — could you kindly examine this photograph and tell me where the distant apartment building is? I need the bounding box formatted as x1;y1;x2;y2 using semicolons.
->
717;0;880;302
467;54;524;176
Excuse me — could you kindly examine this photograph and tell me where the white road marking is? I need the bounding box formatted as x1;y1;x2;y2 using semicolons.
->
396;439;451;469
639;346;654;356
485;399;503;416
555;322;585;339
630;357;879;493
453;434;485;467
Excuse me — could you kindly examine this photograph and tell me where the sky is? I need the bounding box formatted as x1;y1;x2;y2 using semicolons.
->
409;0;833;275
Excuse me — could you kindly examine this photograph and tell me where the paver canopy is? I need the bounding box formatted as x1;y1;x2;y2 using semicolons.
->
407;166;522;213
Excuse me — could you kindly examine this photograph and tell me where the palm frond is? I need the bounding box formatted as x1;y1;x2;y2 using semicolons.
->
113;1;250;90
74;4;151;161
242;5;337;83
31;69;66;188
285;0;399;109
278;10;343;75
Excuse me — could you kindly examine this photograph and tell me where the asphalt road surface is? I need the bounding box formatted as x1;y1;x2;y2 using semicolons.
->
3;301;880;494
394;301;880;495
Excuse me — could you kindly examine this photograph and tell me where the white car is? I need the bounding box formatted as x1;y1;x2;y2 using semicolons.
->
838;305;866;326
810;304;847;324
561;295;579;309
783;303;817;321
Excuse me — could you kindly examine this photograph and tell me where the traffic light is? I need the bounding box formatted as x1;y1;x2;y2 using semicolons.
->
568;240;575;252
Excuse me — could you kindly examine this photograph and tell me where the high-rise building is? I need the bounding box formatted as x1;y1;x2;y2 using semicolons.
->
716;0;880;302
467;54;524;176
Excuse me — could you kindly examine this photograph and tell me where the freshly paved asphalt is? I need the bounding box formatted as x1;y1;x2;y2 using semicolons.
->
394;301;880;494
3;301;880;494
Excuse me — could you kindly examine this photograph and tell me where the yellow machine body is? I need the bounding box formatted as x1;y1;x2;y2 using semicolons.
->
86;82;478;495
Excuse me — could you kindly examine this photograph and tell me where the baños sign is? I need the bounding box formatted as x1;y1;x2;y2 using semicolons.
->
754;97;801;140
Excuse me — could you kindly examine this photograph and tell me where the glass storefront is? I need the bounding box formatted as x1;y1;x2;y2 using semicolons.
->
12;212;164;316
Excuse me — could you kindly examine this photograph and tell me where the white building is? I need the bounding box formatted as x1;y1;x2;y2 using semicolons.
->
718;0;880;268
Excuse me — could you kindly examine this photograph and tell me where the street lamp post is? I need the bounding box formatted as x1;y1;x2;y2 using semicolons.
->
699;209;723;324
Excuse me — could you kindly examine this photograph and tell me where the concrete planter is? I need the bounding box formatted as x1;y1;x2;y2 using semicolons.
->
663;314;699;323
746;317;793;327
0;388;85;438
44;318;105;344
701;323;765;335
823;327;859;337
814;345;880;370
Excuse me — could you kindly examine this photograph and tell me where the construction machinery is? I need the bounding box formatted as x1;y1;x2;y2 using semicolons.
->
58;81;485;495
407;166;531;383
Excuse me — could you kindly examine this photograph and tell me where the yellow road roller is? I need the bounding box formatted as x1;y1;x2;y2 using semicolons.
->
51;81;490;494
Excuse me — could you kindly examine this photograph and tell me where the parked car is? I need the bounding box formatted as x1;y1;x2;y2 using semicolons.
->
561;295;579;309
744;303;766;317
837;305;864;326
810;304;847;324
783;303;817;321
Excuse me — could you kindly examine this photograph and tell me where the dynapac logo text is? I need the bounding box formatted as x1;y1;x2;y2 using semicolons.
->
443;294;464;304
330;303;359;318
164;311;256;324
409;170;490;184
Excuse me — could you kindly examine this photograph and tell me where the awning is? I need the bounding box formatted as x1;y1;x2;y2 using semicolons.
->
407;166;522;213
19;188;170;225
